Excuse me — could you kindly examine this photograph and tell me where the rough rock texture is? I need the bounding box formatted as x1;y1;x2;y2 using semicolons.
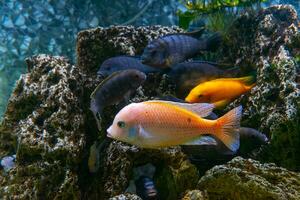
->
109;193;142;200
182;190;208;200
198;157;300;200
100;142;198;199
221;5;300;170
0;55;84;199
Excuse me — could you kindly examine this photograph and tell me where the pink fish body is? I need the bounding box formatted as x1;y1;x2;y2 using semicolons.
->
107;100;242;151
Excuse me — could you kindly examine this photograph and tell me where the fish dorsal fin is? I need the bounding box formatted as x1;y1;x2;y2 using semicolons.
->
146;100;214;117
90;71;122;99
163;28;205;39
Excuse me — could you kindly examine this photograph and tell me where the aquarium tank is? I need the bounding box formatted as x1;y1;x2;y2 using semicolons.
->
0;0;299;199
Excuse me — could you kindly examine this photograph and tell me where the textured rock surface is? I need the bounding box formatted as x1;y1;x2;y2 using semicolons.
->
182;190;208;200
221;5;300;170
0;55;84;198
100;142;199;199
109;193;142;200
198;157;300;200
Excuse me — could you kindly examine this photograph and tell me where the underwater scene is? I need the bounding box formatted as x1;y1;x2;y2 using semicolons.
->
0;0;300;199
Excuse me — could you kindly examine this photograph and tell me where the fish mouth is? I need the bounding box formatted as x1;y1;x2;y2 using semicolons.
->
106;127;113;138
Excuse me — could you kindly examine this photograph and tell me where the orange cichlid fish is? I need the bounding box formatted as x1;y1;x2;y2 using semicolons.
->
107;100;242;152
185;76;255;107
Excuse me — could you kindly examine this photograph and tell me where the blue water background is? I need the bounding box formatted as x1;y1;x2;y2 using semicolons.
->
0;0;299;118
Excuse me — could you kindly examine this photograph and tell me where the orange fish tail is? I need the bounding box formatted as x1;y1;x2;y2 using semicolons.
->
214;106;242;152
245;83;256;91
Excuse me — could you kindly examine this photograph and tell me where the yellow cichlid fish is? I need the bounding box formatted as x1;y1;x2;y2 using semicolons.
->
185;76;255;107
107;100;242;152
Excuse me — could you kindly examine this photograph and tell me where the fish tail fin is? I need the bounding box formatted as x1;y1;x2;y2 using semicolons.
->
239;75;256;85
245;83;256;91
213;99;230;109
204;32;222;51
215;106;242;152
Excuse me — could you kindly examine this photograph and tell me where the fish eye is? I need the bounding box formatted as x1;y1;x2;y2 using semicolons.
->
117;121;126;128
198;94;204;98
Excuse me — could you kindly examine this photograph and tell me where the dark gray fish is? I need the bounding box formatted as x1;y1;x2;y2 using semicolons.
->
88;141;100;173
88;139;111;173
90;69;147;130
97;56;160;77
0;154;16;172
168;61;240;97
156;95;186;103
135;176;159;200
238;127;269;155
141;32;222;68
181;127;269;158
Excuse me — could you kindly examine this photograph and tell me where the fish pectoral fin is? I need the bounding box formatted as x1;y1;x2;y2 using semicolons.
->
90;71;124;98
147;100;215;117
213;99;230;109
138;125;153;139
181;136;218;146
92;111;102;131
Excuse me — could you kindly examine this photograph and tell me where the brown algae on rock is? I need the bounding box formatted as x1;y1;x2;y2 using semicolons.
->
198;157;300;200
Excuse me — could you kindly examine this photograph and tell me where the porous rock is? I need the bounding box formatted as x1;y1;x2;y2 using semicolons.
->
101;141;199;199
222;5;300;170
181;190;208;200
198;157;300;200
109;193;142;200
0;55;84;198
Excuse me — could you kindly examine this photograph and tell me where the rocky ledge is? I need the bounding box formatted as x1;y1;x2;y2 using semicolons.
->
0;5;299;200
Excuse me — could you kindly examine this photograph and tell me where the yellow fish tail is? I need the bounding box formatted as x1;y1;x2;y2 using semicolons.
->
245;83;256;91
213;99;230;109
215;106;242;152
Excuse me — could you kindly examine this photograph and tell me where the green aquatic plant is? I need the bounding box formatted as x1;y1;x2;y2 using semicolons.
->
178;0;267;30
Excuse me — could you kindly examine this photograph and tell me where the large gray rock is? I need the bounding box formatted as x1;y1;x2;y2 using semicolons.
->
0;55;84;199
198;157;300;200
221;5;300;170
